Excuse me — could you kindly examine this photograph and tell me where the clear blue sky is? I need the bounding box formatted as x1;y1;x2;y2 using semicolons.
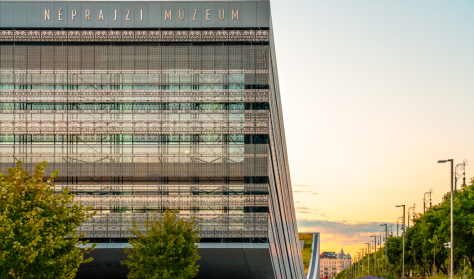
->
270;0;474;254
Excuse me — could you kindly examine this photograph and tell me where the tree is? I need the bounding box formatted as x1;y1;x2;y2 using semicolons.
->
387;236;403;277
452;178;474;270
383;178;474;278
0;161;96;279
122;208;201;279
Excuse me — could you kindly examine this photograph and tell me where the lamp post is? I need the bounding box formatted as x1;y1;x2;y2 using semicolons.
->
365;243;370;275
396;205;405;279
356;255;358;279
381;224;388;275
352;255;355;279
358;252;361;278
370;235;377;275
438;159;453;279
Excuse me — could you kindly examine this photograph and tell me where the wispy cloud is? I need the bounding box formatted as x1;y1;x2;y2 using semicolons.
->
296;206;319;214
297;219;390;246
293;184;316;188
295;206;327;217
293;190;318;195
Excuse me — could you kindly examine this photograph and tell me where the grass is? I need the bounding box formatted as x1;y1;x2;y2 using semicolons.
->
299;233;314;274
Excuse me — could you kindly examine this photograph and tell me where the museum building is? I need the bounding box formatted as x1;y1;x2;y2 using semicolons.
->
0;1;304;278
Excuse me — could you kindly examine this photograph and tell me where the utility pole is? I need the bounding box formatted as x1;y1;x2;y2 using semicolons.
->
365;243;370;276
407;207;411;228
430;190;432;208
423;191;432;214
371;236;377;275
423;194;426;214
438;159;454;279
356;252;360;278
381;224;388;275
408;205;415;228
397;205;406;279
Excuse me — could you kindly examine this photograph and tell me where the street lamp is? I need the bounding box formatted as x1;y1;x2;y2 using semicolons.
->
370;235;377;274
397;217;403;237
424;190;433;213
438;159;453;279
396;205;405;279
380;224;388;275
454;160;468;190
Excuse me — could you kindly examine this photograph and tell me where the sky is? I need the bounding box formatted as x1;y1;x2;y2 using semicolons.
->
270;0;474;257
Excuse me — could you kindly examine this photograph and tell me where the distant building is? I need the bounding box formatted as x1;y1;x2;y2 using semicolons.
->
320;249;351;279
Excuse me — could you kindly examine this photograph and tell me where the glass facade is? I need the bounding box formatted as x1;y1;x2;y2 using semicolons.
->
0;3;304;279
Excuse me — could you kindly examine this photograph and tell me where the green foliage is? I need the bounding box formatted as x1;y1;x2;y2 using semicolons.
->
122;208;201;279
299;233;314;274
0;161;96;279
370;178;474;278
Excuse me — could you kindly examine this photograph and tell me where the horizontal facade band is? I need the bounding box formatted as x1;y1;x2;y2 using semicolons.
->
1;129;269;135
0;2;270;29
0;162;269;177
0;143;267;152
1;110;268;116
0;102;269;111
0;88;269;94
1;158;268;166
0;70;269;75
0;75;269;85
1;154;267;158
0;45;269;72
72;195;269;207
80;230;268;239
0;130;269;135
56;184;270;195
0;30;269;43
0;92;269;103
0;78;269;86
80;243;270;249
82;208;269;214
2;111;266;115
77;212;268;238
83;238;269;244
0;110;267;115
0;134;269;143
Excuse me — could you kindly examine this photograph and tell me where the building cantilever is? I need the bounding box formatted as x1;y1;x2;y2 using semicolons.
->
307;233;321;279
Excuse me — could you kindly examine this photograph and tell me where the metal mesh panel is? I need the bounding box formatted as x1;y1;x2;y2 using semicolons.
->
77;213;268;238
0;42;271;240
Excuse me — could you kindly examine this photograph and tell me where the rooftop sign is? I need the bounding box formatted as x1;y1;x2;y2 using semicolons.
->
0;1;270;28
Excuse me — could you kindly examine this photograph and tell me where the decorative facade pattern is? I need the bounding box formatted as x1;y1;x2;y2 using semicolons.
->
0;29;269;42
0;2;304;279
